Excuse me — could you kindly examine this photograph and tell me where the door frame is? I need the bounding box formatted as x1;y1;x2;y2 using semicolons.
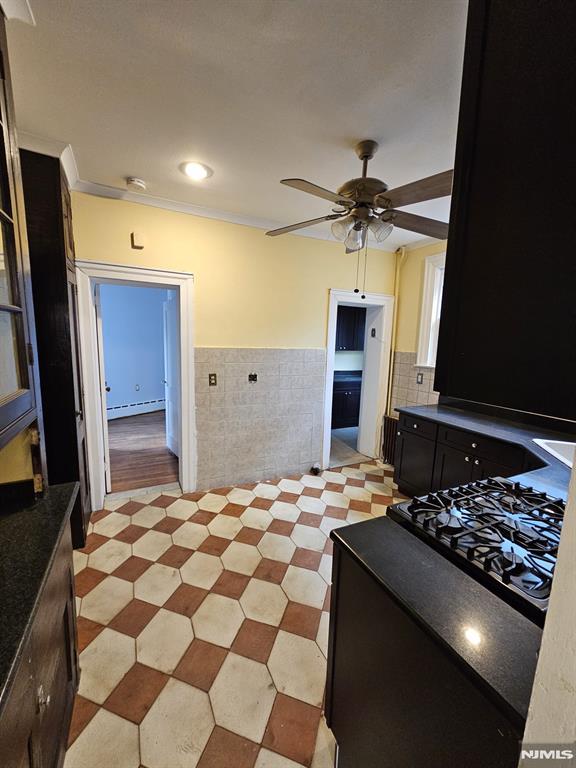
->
322;289;394;468
76;260;196;510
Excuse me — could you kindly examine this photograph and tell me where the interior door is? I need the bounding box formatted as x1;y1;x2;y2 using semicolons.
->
94;285;112;493
163;291;180;457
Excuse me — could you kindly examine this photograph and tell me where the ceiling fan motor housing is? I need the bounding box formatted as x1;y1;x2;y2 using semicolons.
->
337;177;388;206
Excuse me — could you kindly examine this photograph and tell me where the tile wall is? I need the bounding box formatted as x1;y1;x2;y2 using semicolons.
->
389;351;439;413
194;348;326;489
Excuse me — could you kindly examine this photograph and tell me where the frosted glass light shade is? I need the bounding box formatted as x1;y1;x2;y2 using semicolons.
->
344;225;364;252
369;217;394;242
331;215;354;241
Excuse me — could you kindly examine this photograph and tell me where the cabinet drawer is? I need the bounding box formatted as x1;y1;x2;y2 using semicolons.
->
438;426;523;467
399;414;438;441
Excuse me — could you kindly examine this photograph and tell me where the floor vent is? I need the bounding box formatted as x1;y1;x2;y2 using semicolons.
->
107;398;165;413
382;415;399;464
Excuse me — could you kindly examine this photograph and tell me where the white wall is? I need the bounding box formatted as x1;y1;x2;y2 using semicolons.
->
100;284;168;417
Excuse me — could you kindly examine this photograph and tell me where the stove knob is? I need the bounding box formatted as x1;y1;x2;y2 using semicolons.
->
464;456;470;462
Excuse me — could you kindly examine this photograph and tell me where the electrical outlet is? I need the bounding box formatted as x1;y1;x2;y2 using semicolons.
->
416;372;424;385
248;373;258;382
209;373;217;386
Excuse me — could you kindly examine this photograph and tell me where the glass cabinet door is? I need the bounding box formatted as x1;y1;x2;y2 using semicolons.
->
0;44;36;445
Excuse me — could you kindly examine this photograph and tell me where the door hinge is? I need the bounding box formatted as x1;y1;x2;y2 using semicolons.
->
26;342;34;366
33;473;44;494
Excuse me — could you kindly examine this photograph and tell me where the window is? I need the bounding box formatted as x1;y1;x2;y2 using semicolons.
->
416;252;445;367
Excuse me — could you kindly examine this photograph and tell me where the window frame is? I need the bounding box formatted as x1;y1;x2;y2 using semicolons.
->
416;252;446;368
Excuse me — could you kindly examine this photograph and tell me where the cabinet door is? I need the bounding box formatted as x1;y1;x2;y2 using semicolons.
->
331;389;348;428
393;430;436;496
344;387;361;426
0;31;38;447
432;444;474;490
32;526;78;768
471;457;514;482
0;650;36;768
353;308;366;351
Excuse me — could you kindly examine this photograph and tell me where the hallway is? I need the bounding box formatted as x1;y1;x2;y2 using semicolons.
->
108;411;179;493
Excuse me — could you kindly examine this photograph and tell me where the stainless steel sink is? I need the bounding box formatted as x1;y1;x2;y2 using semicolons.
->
533;439;576;469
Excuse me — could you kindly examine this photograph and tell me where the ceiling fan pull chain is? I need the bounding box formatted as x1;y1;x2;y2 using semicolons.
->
361;238;368;299
354;248;360;293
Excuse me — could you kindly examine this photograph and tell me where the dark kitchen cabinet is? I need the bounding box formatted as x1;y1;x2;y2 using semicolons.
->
0;20;42;455
394;425;437;497
0;485;79;768
20;150;91;548
394;409;528;496
335;306;365;351
332;376;362;429
435;0;576;422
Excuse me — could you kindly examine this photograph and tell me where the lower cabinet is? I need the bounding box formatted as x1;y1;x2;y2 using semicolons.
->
332;379;362;429
394;429;437;497
0;523;78;768
394;411;528;497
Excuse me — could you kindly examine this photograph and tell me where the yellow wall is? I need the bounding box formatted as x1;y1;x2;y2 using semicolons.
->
0;430;33;484
395;240;447;352
71;193;396;348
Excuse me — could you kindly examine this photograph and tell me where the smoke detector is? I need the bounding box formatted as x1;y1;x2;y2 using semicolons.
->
125;177;147;192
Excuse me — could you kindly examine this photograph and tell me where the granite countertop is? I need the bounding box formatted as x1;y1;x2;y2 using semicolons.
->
396;404;574;498
0;483;78;714
331;516;542;727
334;370;362;383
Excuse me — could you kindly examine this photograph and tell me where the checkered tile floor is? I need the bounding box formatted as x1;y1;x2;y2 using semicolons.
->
67;461;406;768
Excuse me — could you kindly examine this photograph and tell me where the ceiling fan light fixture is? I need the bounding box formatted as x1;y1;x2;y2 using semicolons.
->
344;224;364;252
368;217;394;243
331;215;354;241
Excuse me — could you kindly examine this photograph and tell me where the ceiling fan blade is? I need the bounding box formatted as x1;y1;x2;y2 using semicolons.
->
281;178;355;207
375;170;453;208
266;213;343;237
383;210;449;240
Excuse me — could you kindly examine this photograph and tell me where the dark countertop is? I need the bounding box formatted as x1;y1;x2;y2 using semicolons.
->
0;482;77;714
334;370;362;384
331;516;542;726
396;404;574;499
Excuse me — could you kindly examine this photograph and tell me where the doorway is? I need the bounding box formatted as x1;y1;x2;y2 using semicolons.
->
98;283;179;493
323;289;394;469
76;262;196;511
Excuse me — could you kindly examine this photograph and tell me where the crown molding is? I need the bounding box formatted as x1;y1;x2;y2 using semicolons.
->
0;0;35;24
15;131;399;252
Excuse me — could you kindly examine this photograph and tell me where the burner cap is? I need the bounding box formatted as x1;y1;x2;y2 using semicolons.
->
436;511;464;534
500;550;524;573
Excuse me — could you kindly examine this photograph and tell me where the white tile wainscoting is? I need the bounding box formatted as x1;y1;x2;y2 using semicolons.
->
390;351;440;413
194;348;326;489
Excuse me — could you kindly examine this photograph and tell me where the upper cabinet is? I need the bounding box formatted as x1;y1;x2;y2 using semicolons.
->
335;306;366;352
0;21;39;450
435;0;576;423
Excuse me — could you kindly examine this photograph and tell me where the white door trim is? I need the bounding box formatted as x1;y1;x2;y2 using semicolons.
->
323;289;395;469
76;260;196;510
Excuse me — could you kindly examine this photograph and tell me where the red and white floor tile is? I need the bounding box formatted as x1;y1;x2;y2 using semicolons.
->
67;461;406;768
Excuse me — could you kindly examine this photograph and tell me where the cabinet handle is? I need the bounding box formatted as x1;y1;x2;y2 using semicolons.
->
471;442;478;449
474;459;481;466
397;431;401;436
413;423;418;429
464;456;470;462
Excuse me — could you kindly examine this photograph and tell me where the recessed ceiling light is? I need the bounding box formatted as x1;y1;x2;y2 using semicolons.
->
181;161;213;181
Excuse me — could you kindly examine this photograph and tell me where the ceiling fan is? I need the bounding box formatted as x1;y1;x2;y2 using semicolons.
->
266;140;452;252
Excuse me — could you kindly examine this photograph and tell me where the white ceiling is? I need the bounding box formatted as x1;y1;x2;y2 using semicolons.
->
7;0;468;250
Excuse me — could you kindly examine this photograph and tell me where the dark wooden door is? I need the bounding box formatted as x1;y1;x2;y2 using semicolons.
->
394;430;436;496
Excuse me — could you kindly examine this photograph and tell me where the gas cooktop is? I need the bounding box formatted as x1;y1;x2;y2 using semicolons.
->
388;477;565;626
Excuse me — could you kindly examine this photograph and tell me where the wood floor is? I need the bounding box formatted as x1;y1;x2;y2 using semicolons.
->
108;410;179;492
